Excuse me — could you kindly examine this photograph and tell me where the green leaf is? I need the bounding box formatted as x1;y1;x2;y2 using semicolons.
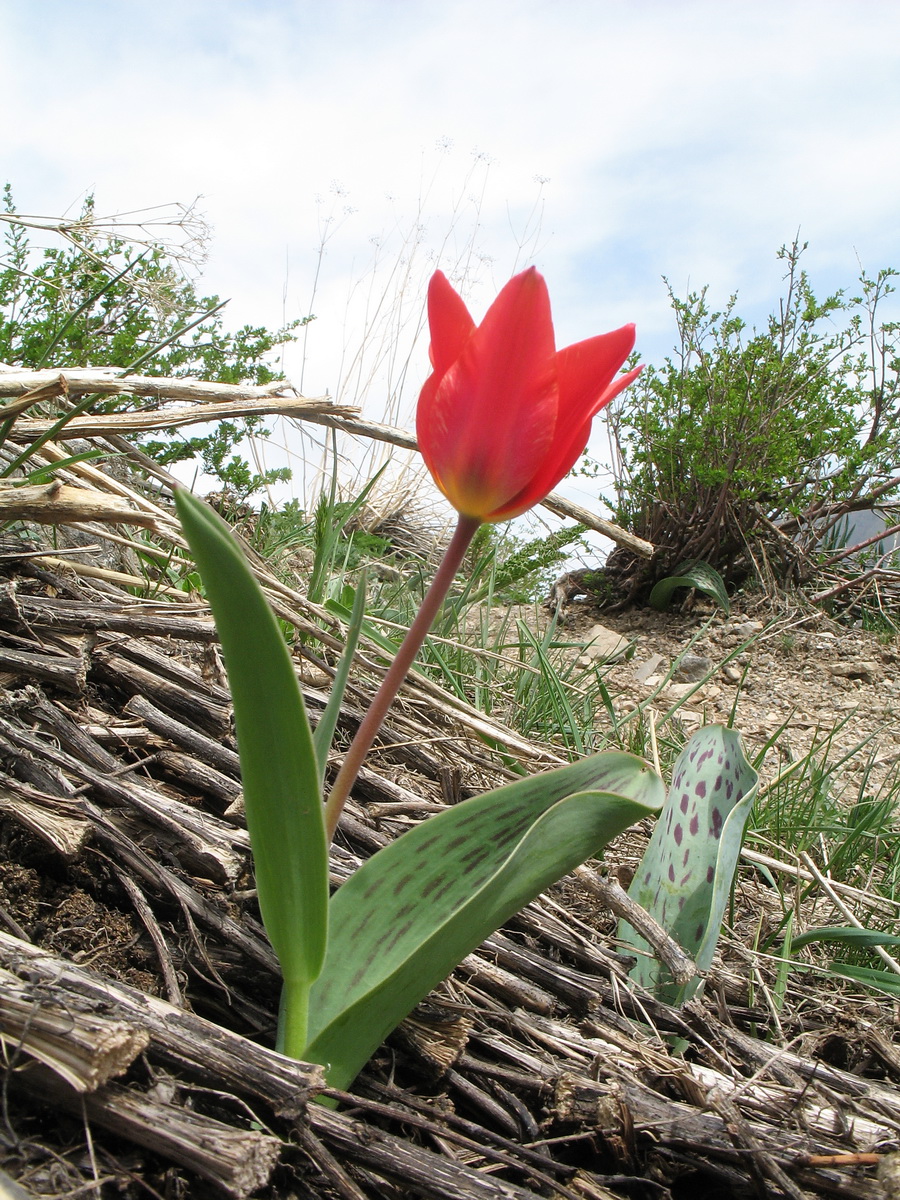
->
618;725;758;1004
828;964;900;998
305;752;664;1089
648;560;730;615
174;489;328;1040
791;926;900;951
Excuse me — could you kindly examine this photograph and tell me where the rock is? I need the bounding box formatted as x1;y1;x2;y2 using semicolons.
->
730;619;764;639
830;661;880;682
634;653;665;684
722;664;742;684
673;654;712;683
581;623;631;663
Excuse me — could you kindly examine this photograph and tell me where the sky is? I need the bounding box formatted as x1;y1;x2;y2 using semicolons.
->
3;0;900;526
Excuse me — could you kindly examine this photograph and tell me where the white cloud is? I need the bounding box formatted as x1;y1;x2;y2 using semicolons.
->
2;0;899;514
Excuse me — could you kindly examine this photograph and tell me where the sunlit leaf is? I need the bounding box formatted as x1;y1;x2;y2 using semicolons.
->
306;752;664;1089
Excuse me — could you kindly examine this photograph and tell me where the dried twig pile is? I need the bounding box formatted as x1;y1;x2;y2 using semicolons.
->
0;368;897;1199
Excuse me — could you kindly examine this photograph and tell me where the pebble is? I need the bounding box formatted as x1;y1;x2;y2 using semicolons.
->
673;654;713;683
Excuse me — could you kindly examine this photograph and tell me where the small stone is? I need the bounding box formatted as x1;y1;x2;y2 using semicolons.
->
830;661;880;682
673;654;712;683
634;653;665;683
581;624;631;663
731;619;763;639
722;665;742;684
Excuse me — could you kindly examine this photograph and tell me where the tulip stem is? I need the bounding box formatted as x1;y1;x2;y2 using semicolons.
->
324;513;481;841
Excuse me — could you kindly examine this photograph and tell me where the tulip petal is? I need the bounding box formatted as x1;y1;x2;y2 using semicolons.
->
481;328;641;522
426;271;476;373
555;325;637;416
494;363;643;521
418;268;558;519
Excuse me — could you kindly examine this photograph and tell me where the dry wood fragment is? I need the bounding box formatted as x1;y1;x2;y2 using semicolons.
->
0;368;317;403
154;748;242;805
309;1104;546;1200
293;1122;370;1200
83;803;275;972
0;644;85;693
0;373;68;417
459;952;557;1015
0;480;163;529
11;395;361;440
0;715;247;884
0;968;148;1091
0;783;90;858
0;583;217;641
93;647;231;735
0;930;321;1112
18;1065;282;1200
30;555;190;598
0;641;86;695
124;693;240;775
573;866;697;988
115;871;185;1008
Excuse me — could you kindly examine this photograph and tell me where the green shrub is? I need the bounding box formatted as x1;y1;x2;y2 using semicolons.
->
0;184;305;498
603;240;899;598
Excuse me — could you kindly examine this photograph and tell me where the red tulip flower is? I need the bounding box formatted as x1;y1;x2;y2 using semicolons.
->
326;268;641;834
417;267;643;523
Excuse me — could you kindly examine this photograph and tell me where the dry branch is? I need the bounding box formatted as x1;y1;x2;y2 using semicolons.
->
0;365;654;553
0;480;164;528
11;395;360;438
21;1066;282;1200
0;969;149;1091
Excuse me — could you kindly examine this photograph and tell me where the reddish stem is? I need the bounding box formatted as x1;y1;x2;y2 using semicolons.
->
324;513;481;840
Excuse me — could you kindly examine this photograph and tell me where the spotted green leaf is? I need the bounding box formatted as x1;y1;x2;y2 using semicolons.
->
618;725;758;1004
306;753;664;1089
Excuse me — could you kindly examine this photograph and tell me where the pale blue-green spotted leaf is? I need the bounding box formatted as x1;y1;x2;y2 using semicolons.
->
618;725;757;1004
175;490;328;1000
648;560;730;615
305;752;664;1089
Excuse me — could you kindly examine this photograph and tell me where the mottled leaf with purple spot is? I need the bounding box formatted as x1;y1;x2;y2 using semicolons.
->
306;753;664;1089
617;725;758;1004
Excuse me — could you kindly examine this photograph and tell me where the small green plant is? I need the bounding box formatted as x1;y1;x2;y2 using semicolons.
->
604;239;900;596
648;559;730;615
0;184;303;499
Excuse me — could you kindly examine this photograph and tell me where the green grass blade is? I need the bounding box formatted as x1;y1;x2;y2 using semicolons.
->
18;449;107;483
791;926;900;951
174;489;328;1014
772;910;793;1013
829;964;900;997
312;573;367;785
305;752;663;1089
